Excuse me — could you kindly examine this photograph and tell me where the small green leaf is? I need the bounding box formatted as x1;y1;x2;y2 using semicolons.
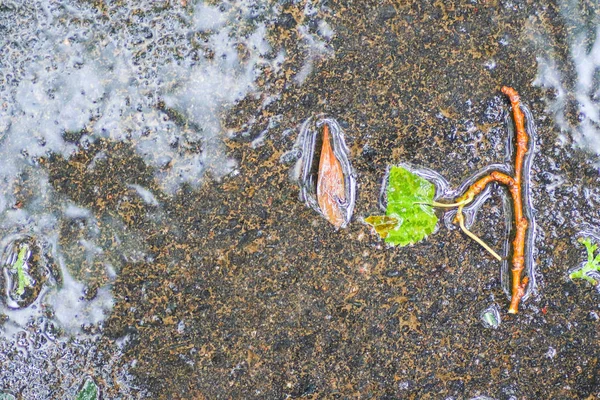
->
366;166;437;246
11;245;31;296
0;393;16;400
571;237;600;286
364;215;399;239
480;304;501;329
482;311;498;327
75;378;99;400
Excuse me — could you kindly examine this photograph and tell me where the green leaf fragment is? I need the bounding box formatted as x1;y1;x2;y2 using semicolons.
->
480;304;501;329
363;215;399;239
75;378;99;400
482;311;499;328
11;245;32;296
0;393;16;400
366;166;438;246
570;237;600;286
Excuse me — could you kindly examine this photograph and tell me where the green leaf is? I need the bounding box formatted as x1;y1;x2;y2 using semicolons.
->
366;166;437;246
0;393;16;400
570;237;600;286
11;245;31;296
75;378;99;400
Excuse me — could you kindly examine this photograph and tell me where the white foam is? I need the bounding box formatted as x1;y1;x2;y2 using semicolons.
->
64;204;93;219
193;3;227;31
127;184;159;207
294;24;333;84
46;266;115;335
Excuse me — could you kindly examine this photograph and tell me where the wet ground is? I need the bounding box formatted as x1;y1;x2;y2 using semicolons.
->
2;0;600;399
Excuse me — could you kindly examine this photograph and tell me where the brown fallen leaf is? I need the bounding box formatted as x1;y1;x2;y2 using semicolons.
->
317;124;346;228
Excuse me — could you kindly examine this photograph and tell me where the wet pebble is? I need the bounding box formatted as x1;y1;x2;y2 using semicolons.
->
480;303;501;329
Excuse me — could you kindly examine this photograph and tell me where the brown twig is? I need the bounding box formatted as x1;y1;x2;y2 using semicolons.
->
452;86;530;313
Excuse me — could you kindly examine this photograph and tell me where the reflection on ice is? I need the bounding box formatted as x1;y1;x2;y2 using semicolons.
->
0;0;333;196
532;1;600;154
0;0;334;340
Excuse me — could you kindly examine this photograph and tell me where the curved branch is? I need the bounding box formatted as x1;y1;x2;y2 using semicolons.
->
452;87;531;314
501;86;530;314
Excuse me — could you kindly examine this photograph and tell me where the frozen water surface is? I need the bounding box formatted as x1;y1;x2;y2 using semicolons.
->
0;0;332;396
